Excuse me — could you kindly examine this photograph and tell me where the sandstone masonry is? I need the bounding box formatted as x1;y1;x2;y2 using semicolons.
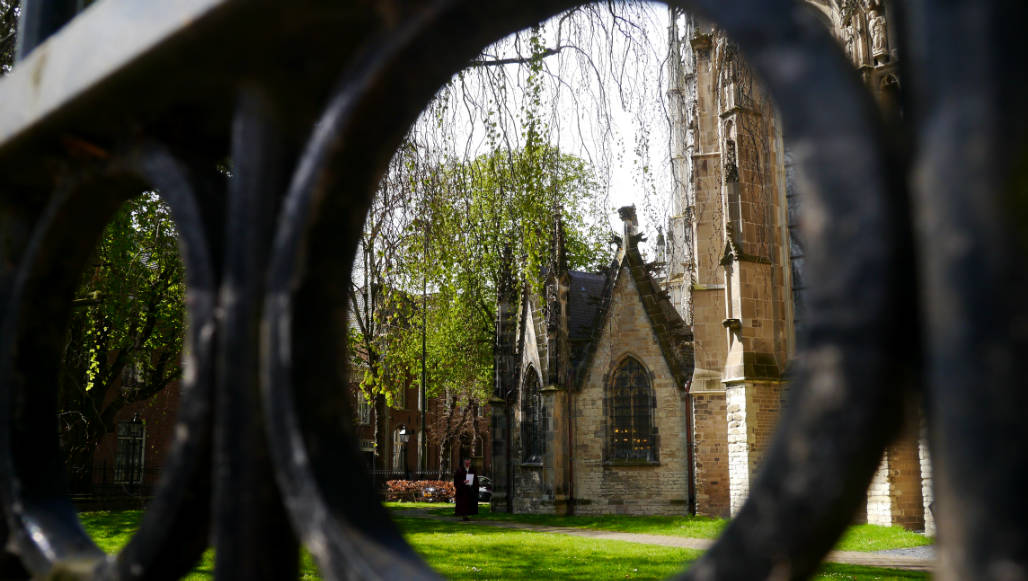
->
493;1;931;532
663;0;931;529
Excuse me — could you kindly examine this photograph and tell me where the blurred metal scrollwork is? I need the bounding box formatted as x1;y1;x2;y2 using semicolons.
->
0;1;1025;580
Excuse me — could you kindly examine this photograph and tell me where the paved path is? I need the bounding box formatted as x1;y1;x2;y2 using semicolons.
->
396;510;934;572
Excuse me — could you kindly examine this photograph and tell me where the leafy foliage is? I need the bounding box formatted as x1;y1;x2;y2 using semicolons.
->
59;193;185;486
350;141;610;473
349;26;613;473
1;0;18;74
389;143;611;393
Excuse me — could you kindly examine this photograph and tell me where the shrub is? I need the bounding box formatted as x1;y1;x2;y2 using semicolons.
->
385;480;455;502
384;480;421;502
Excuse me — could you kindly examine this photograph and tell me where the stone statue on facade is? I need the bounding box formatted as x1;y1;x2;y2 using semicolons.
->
869;9;889;65
851;12;871;67
841;24;857;65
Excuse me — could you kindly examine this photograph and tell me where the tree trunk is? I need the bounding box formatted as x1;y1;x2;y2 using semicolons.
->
438;440;449;479
374;393;390;472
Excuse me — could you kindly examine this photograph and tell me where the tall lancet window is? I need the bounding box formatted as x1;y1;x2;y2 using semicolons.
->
521;368;544;464
607;357;657;462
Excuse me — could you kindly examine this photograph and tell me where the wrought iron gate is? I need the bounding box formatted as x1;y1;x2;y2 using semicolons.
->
1;0;1025;579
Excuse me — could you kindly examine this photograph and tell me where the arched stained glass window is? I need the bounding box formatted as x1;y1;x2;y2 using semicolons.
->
521;368;544;464
608;357;657;462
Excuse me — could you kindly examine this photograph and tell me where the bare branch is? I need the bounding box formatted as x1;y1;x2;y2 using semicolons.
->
468;46;568;68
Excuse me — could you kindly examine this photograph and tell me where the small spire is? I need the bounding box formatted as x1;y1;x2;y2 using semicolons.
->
498;242;516;299
552;208;568;275
656;226;666;264
618;205;639;246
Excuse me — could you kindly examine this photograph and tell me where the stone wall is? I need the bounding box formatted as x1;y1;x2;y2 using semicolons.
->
691;390;730;516
919;431;935;535
572;270;691;515
510;305;555;513
488;401;511;512
681;24;733;518
510;385;558;513
667;2;931;533
512;463;550;513
727;380;784;514
866;455;892;525
726;384;749;513
677;20;792;518
865;421;926;530
886;428;926;530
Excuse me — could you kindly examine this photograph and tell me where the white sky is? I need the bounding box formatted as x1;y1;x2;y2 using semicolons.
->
410;2;672;260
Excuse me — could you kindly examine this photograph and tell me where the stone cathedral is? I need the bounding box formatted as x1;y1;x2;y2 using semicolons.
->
491;0;933;533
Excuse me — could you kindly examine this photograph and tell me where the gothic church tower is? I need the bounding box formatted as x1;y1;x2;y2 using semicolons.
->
666;1;931;533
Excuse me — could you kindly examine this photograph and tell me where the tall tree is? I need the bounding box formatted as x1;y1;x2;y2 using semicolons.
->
347;139;436;471
350;15;646;472
375;141;611;475
59;193;185;488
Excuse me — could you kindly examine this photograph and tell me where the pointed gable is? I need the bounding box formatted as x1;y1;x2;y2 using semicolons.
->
566;206;695;391
618;235;695;390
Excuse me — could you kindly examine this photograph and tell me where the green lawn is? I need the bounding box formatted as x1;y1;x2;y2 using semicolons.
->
78;512;319;580
386;503;932;553
78;509;929;580
401;503;726;539
395;516;927;580
834;525;934;553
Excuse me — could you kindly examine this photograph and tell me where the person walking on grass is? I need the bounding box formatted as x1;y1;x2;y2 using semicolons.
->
454;457;479;522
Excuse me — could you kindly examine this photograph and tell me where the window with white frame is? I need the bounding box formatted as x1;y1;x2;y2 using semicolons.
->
120;360;145;394
357;395;372;425
392;428;407;472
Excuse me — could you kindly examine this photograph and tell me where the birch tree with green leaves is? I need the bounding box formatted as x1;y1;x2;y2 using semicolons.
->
349;9;668;470
351;137;612;474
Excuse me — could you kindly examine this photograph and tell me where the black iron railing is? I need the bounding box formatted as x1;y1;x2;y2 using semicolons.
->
1;0;1027;580
370;470;449;483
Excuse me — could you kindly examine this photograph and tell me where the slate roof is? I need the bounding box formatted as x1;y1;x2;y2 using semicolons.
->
567;235;695;392
567;271;607;339
620;241;695;390
566;271;609;376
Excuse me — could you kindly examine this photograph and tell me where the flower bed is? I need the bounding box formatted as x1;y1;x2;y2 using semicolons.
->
385;480;455;503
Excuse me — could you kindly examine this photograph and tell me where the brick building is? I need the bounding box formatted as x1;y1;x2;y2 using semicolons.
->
350;379;491;481
87;368;180;497
347;291;491;481
88;367;490;497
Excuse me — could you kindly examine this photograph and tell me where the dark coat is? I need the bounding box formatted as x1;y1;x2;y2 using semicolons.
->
454;466;479;516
